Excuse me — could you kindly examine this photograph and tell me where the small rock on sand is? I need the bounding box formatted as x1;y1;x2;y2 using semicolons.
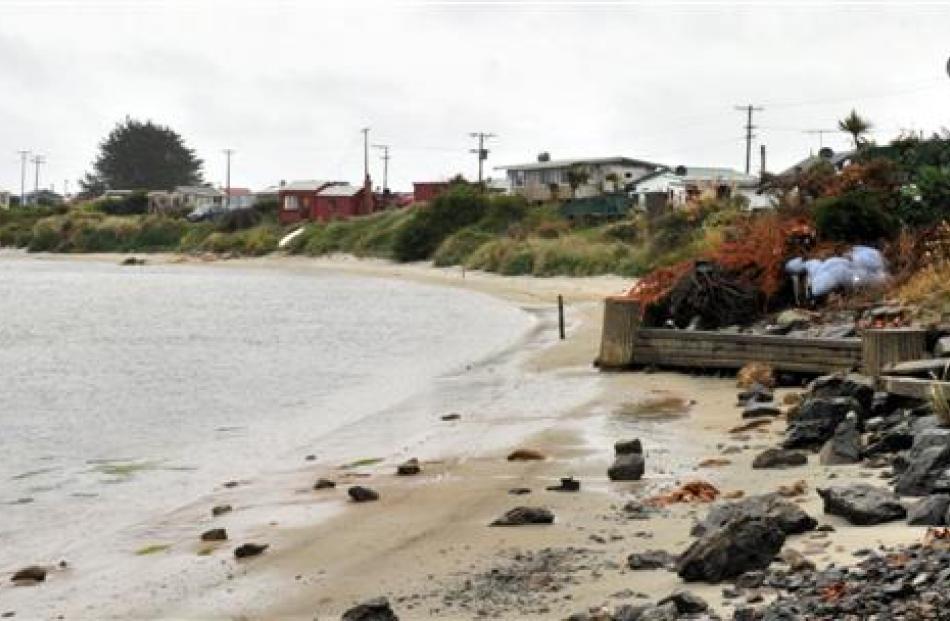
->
490;506;554;526
546;477;580;492
200;528;227;542
507;448;545;461
752;448;807;469
817;484;906;525
508;487;531;495
313;478;336;490
233;543;268;559
396;458;421;476
10;566;46;583
211;504;232;517
440;413;461;421
608;453;645;481
341;596;399;620
348;486;380;503
627;549;676;570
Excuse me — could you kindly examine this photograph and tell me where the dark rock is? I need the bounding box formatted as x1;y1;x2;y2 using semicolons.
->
691;493;816;537
608;453;645;481
234;543;268;559
10;566;46;583
612;604;649;621
783;397;862;449
895;442;950;497
546;477;580;492
638;602;678;621
865;423;914;456
120;256;145;266
657;590;708;613
615;439;643;455
817;484;907;525
348;486;380;503
200;528;228;542
489;506;554;526
341;596;399;621
508;487;531;495
440;413;461;421
738;384;774;405
396;458;421;476
743;402;782;419
314;478;336;490
808;373;875;413
305;454;316;461
507;448;545;461
211;504;232;516
678;516;786;582
752;448;807;469
819;416;862;465
627;549;676;570
907;494;950;526
735;570;765;589
622;501;659;520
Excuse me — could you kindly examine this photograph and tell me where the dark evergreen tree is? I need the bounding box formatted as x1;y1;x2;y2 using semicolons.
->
80;117;203;194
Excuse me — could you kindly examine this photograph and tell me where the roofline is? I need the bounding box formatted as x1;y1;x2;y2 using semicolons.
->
494;156;667;171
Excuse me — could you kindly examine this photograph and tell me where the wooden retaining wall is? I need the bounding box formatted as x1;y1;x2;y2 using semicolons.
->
597;297;863;374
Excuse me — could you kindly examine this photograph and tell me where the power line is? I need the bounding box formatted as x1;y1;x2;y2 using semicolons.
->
468;132;496;184
733;104;763;174
372;144;390;192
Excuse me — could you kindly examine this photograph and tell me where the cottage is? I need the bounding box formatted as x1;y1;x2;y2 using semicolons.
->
277;180;338;224
223;187;255;209
278;180;374;224
496;156;665;202
631;166;766;213
147;186;224;214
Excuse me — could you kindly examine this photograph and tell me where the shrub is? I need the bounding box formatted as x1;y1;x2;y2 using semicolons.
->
392;185;488;262
92;191;149;216
896;165;950;227
813;190;898;243
217;207;262;232
648;210;698;251
432;227;494;266
601;219;641;243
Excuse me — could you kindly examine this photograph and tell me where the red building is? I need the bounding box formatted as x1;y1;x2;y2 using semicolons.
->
278;179;376;224
413;181;450;203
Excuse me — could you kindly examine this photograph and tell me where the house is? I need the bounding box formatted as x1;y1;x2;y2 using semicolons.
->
147;186;225;214
496;155;666;202
0;191;10;209
24;189;64;206
778;148;856;179
222;187;255;209
277;180;375;224
413;181;450;203
630;166;766;213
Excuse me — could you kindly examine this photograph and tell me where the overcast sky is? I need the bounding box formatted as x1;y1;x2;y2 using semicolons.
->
1;0;949;194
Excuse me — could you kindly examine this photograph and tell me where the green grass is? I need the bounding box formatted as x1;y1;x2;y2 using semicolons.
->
135;544;171;556
339;457;384;470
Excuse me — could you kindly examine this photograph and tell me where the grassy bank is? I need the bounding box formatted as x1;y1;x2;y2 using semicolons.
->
0;186;734;278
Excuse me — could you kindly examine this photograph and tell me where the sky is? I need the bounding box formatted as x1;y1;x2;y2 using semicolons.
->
1;0;950;195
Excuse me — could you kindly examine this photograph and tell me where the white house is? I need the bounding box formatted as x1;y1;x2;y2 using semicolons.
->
631;166;769;211
496;156;665;202
0;190;10;210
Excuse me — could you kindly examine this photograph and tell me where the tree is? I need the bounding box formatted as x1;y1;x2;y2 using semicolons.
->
838;109;873;149
565;165;590;198
80;117;203;195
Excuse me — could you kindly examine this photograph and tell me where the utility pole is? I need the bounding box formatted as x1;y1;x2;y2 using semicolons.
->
760;144;767;178
803;129;835;152
372;144;390;192
469;132;496;184
30;154;45;204
360;128;370;181
17;150;29;207
733;105;763;174
222;148;235;209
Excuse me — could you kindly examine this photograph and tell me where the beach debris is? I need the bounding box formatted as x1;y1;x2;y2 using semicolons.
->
729;419;772;433
622;501;661;520
697;458;731;468
723;490;745;499
440;413;461;421
819;416;862;465
340;457;384;470
508;487;531;495
783;396;862;449
233;543;268;559
646;481;719;506
657;590;709;614
742;402;782;419
737;363;775;390
752;448;807;469
546;476;580;492
489;506;554;526
737;383;774;405
608;438;645;481
304;454;316;461
619;394;693;419
10;566;46;584
200;528;227;542
691;493;817;537
211;504;232;517
348;486;380;503
817;484;906;525
222;480;241;488
396;458;421;476
341;596;399;621
313;478;336;490
120;256;145;266
679;516;786;583
506;448;545;461
627;549;677;571
907;494;950;526
777;480;808;498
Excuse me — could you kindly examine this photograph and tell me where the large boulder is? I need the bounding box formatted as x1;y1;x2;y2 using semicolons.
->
690;493;816;537
752;448;807;469
907;494;950;526
657;590;709;614
341;597;399;621
608;453;645;481
615;439;643;455
783;397;862;449
678;516;786;583
817;484;906;525
807;373;875;414
894;443;950;497
489;506;554;526
638;602;679;621
819;416;862;465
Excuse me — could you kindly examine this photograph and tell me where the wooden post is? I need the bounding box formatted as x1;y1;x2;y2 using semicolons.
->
597;297;641;369
558;295;565;340
862;327;928;377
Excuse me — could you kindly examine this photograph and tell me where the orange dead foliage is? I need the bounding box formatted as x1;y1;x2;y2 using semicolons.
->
645;481;720;506
625;260;692;307
821;581;847;602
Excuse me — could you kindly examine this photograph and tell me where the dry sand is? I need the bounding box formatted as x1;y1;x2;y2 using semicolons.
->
5;252;931;620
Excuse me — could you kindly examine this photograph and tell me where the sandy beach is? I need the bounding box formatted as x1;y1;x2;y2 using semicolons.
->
1;252;930;620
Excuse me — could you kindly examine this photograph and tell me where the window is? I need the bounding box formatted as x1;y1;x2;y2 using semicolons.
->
510;171;525;187
283;195;299;211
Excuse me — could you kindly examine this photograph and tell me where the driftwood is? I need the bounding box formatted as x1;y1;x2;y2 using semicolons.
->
666;261;759;329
